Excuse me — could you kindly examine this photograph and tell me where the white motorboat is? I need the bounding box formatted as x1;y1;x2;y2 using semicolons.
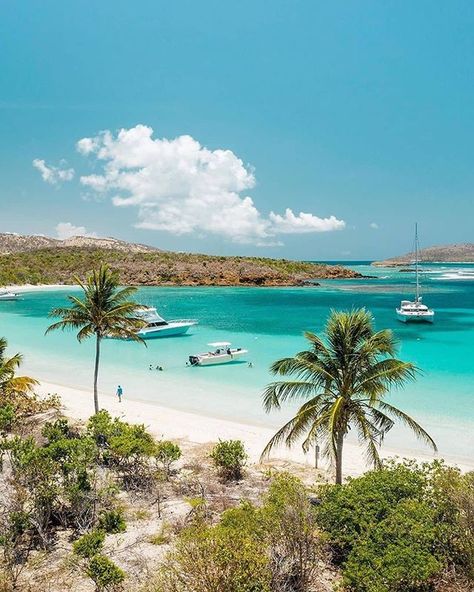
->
189;342;248;366
134;307;197;339
396;224;434;323
0;289;19;301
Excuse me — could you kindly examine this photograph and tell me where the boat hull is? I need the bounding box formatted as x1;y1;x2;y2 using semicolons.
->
137;323;194;339
0;294;19;301
396;310;434;323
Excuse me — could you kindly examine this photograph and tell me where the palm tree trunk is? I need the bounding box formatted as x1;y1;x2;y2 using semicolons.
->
93;334;101;414
335;432;344;485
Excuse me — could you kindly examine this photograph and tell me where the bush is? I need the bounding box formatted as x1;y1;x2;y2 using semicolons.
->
343;499;441;591
157;514;271;592
0;404;17;435
155;440;181;477
73;529;105;558
316;460;471;592
210;440;247;481
42;417;72;443
260;473;323;591
86;554;125;591
99;509;126;534
154;472;325;592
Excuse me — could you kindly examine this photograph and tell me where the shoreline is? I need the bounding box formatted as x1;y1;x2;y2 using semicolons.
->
36;380;474;478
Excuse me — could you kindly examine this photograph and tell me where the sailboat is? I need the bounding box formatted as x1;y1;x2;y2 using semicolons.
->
396;224;435;323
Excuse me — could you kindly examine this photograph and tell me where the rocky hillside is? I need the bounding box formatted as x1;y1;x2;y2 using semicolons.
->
0;246;362;286
0;233;160;255
373;243;474;266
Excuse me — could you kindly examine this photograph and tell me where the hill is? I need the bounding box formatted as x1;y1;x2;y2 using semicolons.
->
373;243;474;266
0;243;362;287
0;233;160;255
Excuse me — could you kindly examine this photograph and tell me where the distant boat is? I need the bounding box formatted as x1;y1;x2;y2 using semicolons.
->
396;224;434;323
189;342;248;366
134;307;197;339
0;289;19;301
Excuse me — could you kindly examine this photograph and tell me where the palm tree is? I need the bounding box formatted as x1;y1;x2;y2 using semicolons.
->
46;264;146;414
0;337;38;397
261;309;436;484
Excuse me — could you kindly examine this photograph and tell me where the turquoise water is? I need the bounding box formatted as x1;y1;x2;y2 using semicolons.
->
0;262;473;463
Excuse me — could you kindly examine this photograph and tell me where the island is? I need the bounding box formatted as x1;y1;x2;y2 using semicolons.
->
372;243;474;266
0;233;362;287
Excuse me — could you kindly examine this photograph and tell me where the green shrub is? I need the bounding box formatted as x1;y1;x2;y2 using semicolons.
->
73;529;105;558
158;514;271;592
0;404;17;434
155;440;181;476
343;499;441;591
316;461;470;591
316;461;428;562
42;417;71;443
155;472;325;592
98;509;126;534
86;554;125;591
210;440;247;480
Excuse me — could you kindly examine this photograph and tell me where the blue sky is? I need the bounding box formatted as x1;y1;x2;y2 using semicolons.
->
1;1;473;259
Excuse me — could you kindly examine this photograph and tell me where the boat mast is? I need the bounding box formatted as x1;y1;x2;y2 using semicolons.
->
415;222;419;301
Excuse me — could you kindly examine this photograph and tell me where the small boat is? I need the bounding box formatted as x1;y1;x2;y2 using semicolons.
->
0;289;19;301
396;224;434;323
189;342;248;366
134;307;197;339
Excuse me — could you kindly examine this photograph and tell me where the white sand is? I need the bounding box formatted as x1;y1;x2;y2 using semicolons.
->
36;381;474;478
7;284;74;293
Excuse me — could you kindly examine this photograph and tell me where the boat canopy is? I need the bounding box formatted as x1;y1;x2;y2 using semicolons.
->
208;341;231;347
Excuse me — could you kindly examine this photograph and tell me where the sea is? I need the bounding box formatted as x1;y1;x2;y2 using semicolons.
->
1;262;473;465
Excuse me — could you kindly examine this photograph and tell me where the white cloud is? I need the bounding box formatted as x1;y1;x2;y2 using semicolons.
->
76;124;345;245
55;222;97;240
269;208;345;234
370;222;379;229
33;159;75;185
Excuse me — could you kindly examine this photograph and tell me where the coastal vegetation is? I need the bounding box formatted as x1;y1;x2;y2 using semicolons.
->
261;308;436;484
46;264;146;413
0;342;472;590
0;245;362;287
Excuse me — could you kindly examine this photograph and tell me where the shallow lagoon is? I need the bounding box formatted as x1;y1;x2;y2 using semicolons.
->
1;262;473;463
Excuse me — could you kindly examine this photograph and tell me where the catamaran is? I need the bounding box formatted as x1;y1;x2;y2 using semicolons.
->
0;289;19;301
396;224;435;323
188;342;248;366
134;307;197;339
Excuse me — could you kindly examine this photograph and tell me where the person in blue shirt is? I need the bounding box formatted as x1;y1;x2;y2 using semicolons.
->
116;385;123;403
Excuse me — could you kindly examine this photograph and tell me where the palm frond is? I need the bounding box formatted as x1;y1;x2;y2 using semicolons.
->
262;380;324;412
377;400;437;451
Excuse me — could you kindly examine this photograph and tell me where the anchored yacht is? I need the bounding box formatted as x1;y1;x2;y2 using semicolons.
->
396;224;435;323
135;307;197;339
189;342;248;366
0;289;19;301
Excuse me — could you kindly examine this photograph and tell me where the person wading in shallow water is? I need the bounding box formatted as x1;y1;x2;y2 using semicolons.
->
116;385;123;403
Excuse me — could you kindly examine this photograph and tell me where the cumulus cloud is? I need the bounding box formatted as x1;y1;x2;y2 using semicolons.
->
269;208;345;234
55;222;97;240
75;124;345;245
370;222;379;229
33;159;74;185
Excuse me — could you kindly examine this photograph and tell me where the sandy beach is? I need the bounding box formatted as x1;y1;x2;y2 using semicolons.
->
36;380;474;478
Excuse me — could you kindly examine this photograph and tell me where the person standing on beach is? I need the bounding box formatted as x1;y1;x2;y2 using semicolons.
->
116;385;123;403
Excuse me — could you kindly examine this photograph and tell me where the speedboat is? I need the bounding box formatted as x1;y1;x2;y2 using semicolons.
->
134;307;197;339
396;224;435;323
188;342;248;366
0;289;19;301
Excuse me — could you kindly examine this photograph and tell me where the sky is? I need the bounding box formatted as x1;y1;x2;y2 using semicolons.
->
1;1;473;260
